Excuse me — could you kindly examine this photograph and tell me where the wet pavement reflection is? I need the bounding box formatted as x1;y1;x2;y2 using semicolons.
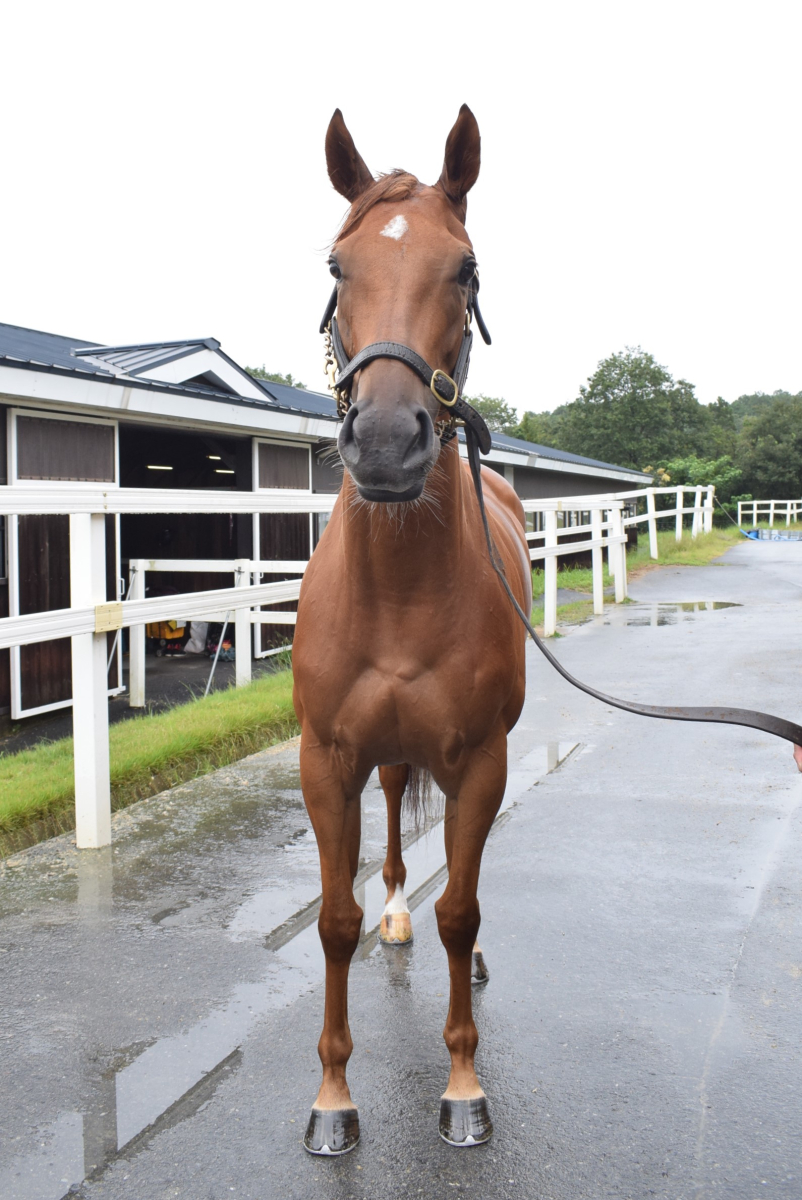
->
624;600;740;626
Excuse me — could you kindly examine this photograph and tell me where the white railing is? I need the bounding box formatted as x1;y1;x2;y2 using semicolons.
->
522;484;715;637
0;480;716;851
737;498;802;528
125;557;310;705
0;485;336;850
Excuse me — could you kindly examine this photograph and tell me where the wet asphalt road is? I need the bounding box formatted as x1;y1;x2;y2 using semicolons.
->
1;541;801;1200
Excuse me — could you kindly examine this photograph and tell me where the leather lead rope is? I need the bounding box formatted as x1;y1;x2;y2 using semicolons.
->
319;281;802;749
463;423;802;749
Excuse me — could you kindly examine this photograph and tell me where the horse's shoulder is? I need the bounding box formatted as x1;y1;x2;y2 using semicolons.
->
460;459;525;526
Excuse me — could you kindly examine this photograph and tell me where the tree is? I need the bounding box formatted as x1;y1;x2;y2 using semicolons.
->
703;397;737;458
246;366;306;390
729;390;799;431
556;347;710;470
736;396;802;499
463;394;519;433
506;409;564;447
660;454;743;503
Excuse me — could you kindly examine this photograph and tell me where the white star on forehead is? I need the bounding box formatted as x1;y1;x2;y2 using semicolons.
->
380;215;409;240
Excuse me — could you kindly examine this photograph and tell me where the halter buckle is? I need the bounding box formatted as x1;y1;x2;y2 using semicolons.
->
430;369;459;407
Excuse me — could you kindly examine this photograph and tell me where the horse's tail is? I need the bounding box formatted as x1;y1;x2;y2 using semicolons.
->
403;765;434;829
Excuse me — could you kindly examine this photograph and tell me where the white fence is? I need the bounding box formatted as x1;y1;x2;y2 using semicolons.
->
524;484;714;636
0;485;335;850
0;480;714;849
737;499;802;527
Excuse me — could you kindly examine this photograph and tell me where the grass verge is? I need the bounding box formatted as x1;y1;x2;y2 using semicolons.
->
627;525;744;573
531;562;613;600
0;668;299;859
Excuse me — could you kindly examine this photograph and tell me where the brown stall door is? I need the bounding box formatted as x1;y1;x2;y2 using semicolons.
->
18;514;72;711
16;514;118;713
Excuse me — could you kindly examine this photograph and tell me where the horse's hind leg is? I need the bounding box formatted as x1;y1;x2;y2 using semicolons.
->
378;764;413;944
300;738;363;1156
435;732;506;1147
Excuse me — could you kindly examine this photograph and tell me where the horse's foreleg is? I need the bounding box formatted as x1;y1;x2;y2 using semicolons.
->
378;764;413;944
300;739;363;1156
435;736;506;1146
444;796;490;986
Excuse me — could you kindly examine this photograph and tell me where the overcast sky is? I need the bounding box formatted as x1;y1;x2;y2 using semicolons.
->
3;1;800;416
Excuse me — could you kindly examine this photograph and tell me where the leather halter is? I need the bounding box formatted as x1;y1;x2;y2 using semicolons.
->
318;280;802;752
319;277;493;454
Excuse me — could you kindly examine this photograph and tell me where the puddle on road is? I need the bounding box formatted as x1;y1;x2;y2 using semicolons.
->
0;742;578;1200
625;601;740;627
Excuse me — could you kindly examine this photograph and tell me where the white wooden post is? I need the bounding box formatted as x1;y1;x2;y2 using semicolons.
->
544;510;558;637
701;487;711;533
606;509;617;579
590;508;604;615
786;501;792;528
128;563;146;708
769;500;775;528
691;486;702;539
675;487;683;542
234;561;252;688
737;500;743;526
69;513;112;849
646;488;658;559
611;506;626;602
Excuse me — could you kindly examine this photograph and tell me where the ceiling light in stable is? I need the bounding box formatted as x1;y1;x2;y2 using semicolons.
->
207;455;222;460
215;469;235;474
147;465;173;470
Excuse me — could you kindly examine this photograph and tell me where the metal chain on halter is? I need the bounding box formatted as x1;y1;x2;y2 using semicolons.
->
323;324;350;420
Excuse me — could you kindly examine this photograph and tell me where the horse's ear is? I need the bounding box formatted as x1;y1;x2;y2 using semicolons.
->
326;109;374;202
438;104;481;217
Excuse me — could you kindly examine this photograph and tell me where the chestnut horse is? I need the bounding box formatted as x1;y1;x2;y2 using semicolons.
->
292;105;530;1154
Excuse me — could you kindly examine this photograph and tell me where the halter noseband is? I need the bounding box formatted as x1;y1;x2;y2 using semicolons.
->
320;277;493;454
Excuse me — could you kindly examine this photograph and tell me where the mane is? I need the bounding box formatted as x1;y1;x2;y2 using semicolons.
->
335;170;421;243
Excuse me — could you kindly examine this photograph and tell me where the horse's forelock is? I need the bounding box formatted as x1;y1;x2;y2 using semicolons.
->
335;170;420;243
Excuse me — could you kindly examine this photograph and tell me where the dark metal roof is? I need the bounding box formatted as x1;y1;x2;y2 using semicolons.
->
253;377;339;418
0;323;339;423
0;323;114;376
457;429;652;480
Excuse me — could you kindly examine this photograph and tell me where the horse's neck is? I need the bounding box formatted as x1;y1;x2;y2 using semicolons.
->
338;443;466;586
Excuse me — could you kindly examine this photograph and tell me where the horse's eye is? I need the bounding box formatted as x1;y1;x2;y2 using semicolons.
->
328;260;342;280
458;259;477;286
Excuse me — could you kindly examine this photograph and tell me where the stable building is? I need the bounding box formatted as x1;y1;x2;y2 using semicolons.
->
0;321;650;720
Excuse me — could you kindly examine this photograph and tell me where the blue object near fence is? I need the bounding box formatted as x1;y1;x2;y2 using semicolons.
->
744;528;802;541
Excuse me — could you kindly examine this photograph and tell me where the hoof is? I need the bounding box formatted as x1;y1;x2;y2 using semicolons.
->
471;949;489;986
303;1107;360;1155
439;1096;493;1146
379;910;413;944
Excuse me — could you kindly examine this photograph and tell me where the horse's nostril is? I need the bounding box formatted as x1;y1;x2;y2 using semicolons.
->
338;406;360;465
402;408;434;469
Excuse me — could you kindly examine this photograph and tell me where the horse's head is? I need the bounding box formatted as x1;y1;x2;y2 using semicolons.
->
326;106;481;502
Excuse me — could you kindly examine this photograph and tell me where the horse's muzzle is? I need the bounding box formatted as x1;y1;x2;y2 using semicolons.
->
338;401;439;502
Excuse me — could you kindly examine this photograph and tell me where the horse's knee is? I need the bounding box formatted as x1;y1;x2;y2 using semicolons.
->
318;897;362;963
435;893;480;957
318;1024;354;1069
443;1019;479;1060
